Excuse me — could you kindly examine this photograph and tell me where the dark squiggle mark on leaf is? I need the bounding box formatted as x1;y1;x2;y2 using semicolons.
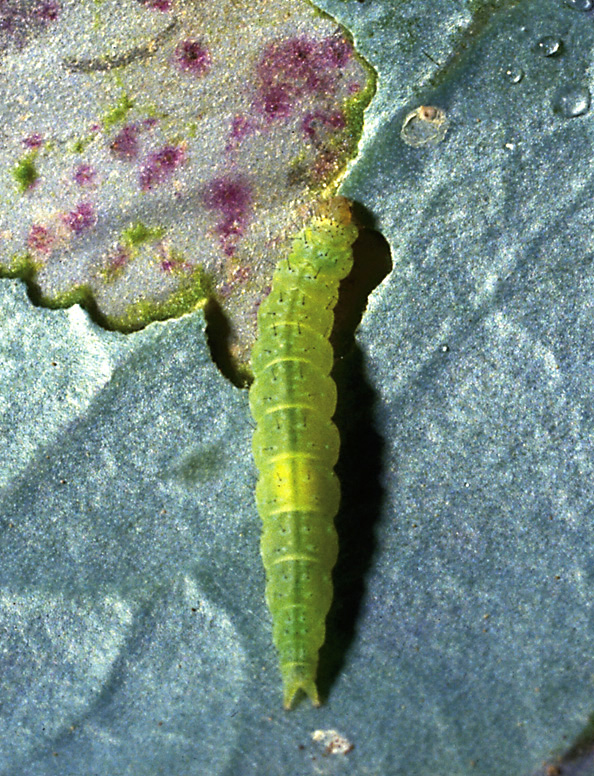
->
62;18;178;73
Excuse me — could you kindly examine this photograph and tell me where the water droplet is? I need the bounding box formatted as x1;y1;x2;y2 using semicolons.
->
553;85;591;117
400;105;449;147
504;65;524;84
564;0;593;10
536;36;563;57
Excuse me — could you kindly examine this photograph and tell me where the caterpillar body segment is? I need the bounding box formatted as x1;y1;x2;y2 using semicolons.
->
249;197;358;709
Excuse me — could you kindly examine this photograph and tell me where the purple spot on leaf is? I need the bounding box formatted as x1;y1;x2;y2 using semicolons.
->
63;202;96;234
110;124;140;161
139;144;187;191
230;115;251;139
102;246;130;280
258;37;318;91
0;1;60;49
262;86;293;121
174;39;211;76
202;176;252;257
158;246;191;274
22;132;43;149
0;12;15;35
136;0;172;10
310;148;342;183
302;110;346;140
141;117;159;130
73;163;96;186
255;36;336;123
111;248;129;270
252;285;272;312
34;1;60;22
231;265;250;284
316;35;352;68
27;224;54;256
218;267;250;298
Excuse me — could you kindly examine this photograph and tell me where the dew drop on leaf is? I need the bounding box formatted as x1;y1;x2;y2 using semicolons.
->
536;36;563;57
552;85;591;117
503;65;524;84
563;0;593;10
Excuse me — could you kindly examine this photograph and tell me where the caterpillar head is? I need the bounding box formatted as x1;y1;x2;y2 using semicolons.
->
292;196;358;279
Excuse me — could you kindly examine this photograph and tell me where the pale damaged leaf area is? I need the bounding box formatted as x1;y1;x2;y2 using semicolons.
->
0;0;374;362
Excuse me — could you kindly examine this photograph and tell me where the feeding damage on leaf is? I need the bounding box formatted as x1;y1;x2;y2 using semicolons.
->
0;0;375;367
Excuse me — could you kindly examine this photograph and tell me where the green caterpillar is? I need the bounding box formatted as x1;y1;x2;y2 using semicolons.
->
249;197;358;708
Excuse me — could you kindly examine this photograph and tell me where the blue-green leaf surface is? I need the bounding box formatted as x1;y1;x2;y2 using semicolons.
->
3;0;594;775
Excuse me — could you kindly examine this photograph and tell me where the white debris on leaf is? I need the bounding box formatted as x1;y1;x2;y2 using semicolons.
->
311;728;354;756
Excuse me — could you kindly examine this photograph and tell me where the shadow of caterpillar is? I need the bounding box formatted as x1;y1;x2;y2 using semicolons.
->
249;196;358;709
